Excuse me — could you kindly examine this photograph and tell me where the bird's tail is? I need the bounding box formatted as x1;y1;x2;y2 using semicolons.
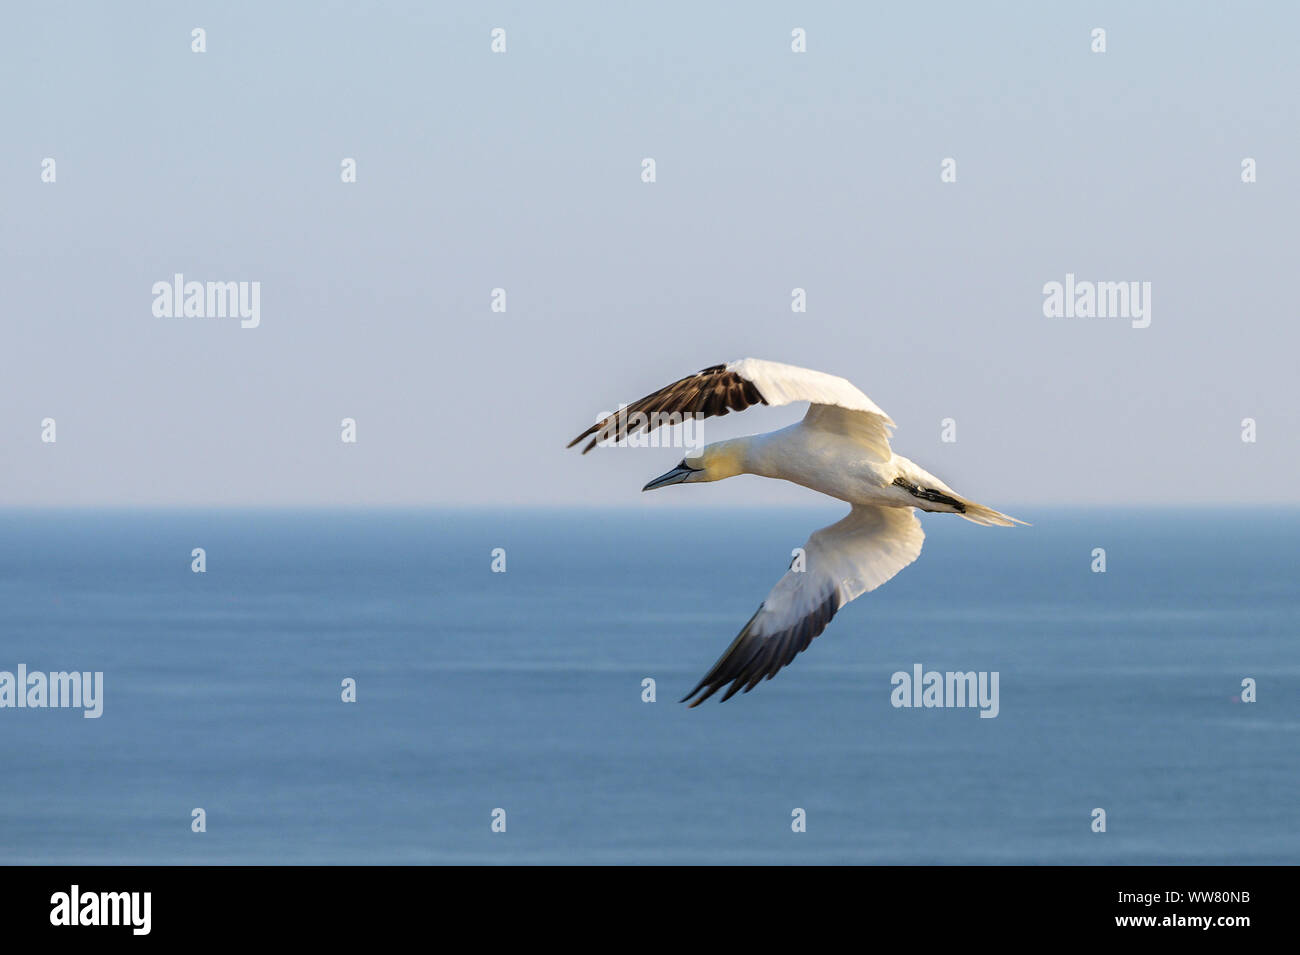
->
958;499;1029;527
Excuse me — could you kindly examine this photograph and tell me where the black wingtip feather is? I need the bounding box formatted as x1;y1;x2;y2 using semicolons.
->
567;364;768;454
680;591;840;706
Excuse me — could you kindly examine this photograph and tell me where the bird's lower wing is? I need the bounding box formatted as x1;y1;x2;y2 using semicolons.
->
681;504;925;706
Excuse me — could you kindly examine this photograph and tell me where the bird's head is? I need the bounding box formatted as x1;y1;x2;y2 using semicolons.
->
642;440;747;491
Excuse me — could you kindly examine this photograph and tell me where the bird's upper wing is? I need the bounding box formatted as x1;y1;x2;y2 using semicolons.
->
567;358;895;458
681;504;924;706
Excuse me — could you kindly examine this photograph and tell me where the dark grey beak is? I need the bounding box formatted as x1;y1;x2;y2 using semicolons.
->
642;462;698;492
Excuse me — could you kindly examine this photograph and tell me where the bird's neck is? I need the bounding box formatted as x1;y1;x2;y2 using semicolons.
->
703;437;753;481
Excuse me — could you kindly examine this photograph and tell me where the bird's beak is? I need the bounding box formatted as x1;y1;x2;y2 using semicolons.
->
642;464;698;492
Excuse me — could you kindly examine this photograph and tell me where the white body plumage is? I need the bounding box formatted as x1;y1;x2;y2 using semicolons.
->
569;357;1024;705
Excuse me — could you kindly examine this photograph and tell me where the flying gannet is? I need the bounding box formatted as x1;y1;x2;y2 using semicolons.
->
567;358;1025;707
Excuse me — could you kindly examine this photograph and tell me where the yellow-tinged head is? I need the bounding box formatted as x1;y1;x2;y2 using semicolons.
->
641;439;748;491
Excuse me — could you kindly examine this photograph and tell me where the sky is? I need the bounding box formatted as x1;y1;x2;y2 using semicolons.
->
2;1;1296;509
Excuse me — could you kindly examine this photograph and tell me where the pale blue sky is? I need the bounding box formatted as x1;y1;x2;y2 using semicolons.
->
2;2;1295;508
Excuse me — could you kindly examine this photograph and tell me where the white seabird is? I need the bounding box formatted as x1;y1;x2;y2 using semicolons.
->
568;358;1025;706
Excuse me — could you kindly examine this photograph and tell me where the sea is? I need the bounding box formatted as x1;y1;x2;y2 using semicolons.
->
0;508;1295;865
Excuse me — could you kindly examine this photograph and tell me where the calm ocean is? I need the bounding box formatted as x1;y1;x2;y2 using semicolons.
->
0;508;1295;865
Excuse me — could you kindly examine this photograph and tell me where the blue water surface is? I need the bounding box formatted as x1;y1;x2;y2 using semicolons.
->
0;508;1295;864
